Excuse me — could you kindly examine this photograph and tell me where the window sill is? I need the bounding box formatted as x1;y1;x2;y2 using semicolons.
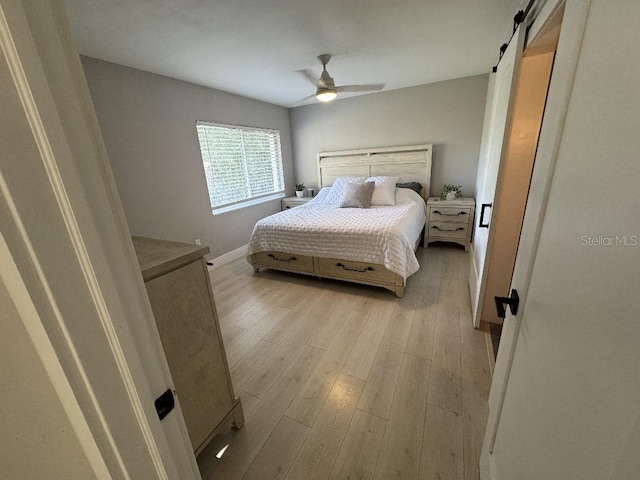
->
212;193;285;216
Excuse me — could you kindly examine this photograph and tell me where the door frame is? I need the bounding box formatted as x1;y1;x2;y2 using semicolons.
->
480;0;591;477
0;0;199;477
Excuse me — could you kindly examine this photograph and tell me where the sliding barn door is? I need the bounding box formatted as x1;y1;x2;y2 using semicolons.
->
469;25;525;327
483;1;640;478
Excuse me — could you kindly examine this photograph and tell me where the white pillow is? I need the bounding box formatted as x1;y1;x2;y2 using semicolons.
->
366;176;399;205
324;176;366;205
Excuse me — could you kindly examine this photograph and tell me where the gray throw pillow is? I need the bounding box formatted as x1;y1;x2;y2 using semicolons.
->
338;181;375;208
396;182;422;194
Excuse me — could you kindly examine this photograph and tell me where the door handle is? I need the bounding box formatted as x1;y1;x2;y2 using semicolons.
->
479;203;492;228
154;389;175;420
495;289;520;318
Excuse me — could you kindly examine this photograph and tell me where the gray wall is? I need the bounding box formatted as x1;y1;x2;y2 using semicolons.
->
290;74;488;197
82;56;294;258
84;56;487;258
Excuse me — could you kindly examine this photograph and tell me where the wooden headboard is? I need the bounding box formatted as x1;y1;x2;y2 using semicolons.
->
317;144;433;201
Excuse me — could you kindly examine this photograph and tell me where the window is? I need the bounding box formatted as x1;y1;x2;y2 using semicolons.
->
196;121;285;214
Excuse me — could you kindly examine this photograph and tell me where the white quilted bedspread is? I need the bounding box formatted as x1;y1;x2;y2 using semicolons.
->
247;188;427;283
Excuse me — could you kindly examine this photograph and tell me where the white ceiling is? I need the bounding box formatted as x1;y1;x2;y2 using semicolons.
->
64;0;523;108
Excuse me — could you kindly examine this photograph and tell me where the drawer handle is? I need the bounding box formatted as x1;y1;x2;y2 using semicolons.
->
267;253;297;262
433;210;467;216
335;262;375;273
431;226;465;232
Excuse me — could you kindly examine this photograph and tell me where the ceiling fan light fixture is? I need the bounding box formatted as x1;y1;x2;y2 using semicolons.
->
316;87;337;102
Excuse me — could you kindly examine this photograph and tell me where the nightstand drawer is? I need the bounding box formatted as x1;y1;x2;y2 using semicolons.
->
282;196;312;210
429;206;471;223
428;221;469;239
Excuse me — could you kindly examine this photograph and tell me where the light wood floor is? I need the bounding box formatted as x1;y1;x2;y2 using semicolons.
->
198;244;491;480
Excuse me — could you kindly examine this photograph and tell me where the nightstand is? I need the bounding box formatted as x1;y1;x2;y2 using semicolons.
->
426;197;475;251
281;196;312;210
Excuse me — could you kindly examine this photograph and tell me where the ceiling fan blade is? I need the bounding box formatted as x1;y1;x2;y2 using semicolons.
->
291;94;317;107
296;69;320;87
335;84;385;93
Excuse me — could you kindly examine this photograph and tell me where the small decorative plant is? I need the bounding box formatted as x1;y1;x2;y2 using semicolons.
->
441;184;463;200
294;183;305;198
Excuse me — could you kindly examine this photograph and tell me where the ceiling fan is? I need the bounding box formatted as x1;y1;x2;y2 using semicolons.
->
296;54;384;104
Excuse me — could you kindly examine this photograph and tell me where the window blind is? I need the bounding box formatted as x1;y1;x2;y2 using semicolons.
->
196;122;285;214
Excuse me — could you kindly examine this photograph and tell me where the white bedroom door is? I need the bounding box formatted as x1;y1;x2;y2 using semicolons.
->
469;25;525;327
481;1;640;478
0;0;199;477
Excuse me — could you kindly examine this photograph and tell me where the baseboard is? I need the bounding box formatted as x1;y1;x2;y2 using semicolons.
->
208;244;248;271
480;447;492;480
484;321;497;377
469;243;481;326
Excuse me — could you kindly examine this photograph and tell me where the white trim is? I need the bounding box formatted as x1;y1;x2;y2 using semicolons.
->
209;244;248;270
468;243;481;326
196;119;281;135
212;192;284;215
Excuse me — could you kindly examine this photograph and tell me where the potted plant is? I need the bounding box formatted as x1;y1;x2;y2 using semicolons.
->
294;183;305;198
441;184;463;201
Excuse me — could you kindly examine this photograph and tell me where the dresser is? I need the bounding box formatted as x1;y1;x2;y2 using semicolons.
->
425;197;475;251
281;196;312;210
132;236;244;455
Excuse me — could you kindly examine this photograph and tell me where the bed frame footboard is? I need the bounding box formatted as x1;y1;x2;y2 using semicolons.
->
249;251;405;297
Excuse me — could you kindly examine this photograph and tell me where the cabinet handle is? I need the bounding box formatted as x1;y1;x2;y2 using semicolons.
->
267;253;297;262
433;210;467;216
335;263;375;273
431;226;465;232
479;203;492;228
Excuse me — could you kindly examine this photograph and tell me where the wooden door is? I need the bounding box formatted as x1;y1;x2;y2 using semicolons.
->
482;1;640;478
469;25;525;327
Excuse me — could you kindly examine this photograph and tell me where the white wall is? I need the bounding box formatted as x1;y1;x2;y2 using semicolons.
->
290;74;488;197
82;56;294;258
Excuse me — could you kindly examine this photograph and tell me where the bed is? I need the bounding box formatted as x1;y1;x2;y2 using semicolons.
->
247;144;432;297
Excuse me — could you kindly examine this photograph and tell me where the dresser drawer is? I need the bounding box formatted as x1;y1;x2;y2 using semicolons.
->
253;251;314;272
317;257;396;284
428;206;471;223
428;221;469;239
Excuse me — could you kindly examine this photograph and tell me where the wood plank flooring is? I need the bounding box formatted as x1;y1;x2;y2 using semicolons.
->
198;244;491;480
